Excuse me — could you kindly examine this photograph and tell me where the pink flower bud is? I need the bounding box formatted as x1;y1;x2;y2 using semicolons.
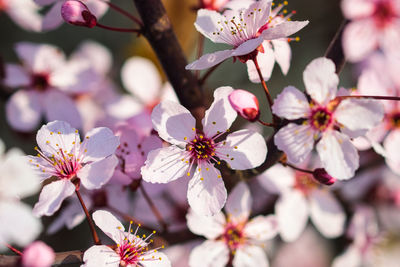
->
228;89;260;122
201;0;229;10
312;168;336;185
61;0;97;28
21;241;55;267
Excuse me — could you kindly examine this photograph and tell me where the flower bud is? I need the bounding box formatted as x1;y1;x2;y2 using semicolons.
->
312;168;336;185
61;0;97;28
21;241;55;267
228;89;260;122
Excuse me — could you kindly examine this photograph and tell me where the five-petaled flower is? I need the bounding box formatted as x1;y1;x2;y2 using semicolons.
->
272;57;384;179
141;86;267;216
28;120;119;216
82;210;171;267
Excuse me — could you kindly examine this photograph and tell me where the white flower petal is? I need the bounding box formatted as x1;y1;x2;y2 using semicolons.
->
342;20;378;62
335;98;384;137
71;40;112;75
81;127;119;163
332;246;362;267
41;2;64;31
78;155;118;190
256;164;295;194
82;245;119;267
3;64;30;88
231;36;265;56
276;191;309;242
272;39;291;75
189;240;229;267
186;208;225;239
141;146;188;184
151;101;196;146
33;179;75;216
244;215;278;241
43;90;82;130
384;130;400;175
272;86;310;120
92;210;125;244
341;0;375;19
141;252;171;267
274;123;315;164
187;163;227;216
194;9;229;44
261;20;309;40
225;182;251;222
202;86;236;137
121;57;162;105
6;90;42;132
6;0;42;32
309;190;345;238
246;42;275;83
303;57;338;105
217;129;267;170
316;131;359;180
186;49;234;70
233;245;269;267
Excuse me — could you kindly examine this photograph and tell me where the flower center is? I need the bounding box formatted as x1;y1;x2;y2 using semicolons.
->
294;172;318;195
31;73;50;91
389;112;400;129
309;107;333;131
117;240;141;266
186;134;217;163
373;0;396;28
222;223;245;252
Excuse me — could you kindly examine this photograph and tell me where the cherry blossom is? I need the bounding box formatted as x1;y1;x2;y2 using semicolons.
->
257;163;345;242
187;182;278;267
82;210;171;267
21;241;55;267
28;120;119;216
228;89;260;121
34;0;108;31
141;86;267;216
341;0;400;62
272;57;384;179
0;0;42;31
0;139;42;250
186;0;308;71
3;42;101;132
61;0;97;28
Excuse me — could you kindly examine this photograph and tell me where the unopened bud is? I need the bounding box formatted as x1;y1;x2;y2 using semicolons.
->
312;168;336;185
21;241;55;267
228;89;260;122
61;0;97;28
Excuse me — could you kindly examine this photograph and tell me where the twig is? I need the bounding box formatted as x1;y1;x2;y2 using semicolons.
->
96;23;141;33
75;189;101;245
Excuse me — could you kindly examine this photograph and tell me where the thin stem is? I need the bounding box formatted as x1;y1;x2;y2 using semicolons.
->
281;161;313;174
5;244;22;256
338;95;400;101
101;1;143;26
252;57;274;108
140;184;168;233
96;23;141;33
257;119;276;127
195;34;205;80
75;189;101;245
199;62;222;86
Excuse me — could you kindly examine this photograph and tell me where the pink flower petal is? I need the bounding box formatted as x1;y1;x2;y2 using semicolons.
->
78;155;118;190
225;182;251;222
189;240;229;267
185;49;234;70
82;245;119;267
81;127;119;163
186;208;225;239
272;86;310;120
244;215;278;241
3;64;30;88
92;210;125;244
233;245;269;267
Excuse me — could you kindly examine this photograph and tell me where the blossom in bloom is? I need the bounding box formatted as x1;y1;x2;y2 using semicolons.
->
3;42;100;132
257;163;345;242
228;89;260;121
21;241;55;267
82;210;171;267
185;0;308;71
34;0;108;31
0;139;42;250
272;57;384;179
61;0;97;28
187;182;278;267
28;120;119;216
341;0;400;62
0;0;42;31
141;86;267;216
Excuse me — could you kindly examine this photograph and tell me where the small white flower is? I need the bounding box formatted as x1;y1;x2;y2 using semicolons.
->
28;120;119;216
82;210;171;267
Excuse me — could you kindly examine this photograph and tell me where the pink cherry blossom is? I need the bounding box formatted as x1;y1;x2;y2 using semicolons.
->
341;0;400;62
82;210;171;267
0;0;42;31
228;89;260;121
199;0;229;11
28;120;119;216
61;0;97;28
272;57;384;179
21;241;55;267
141;86;268;216
0;140;42;250
257;163;346;242
187;182;278;267
186;0;308;70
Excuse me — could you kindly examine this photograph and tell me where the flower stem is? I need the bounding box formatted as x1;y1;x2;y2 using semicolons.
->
338;95;400;101
257;119;275;127
140;184;168;233
199;62;222;86
281;161;313;174
75;189;101;245
101;0;143;26
5;244;22;256
252;57;274;108
96;23;141;33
